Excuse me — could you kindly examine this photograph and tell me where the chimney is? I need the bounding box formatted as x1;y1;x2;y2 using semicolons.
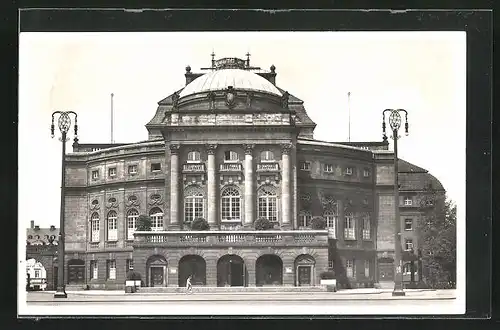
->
50;225;56;231
30;220;34;229
34;225;40;231
185;65;194;85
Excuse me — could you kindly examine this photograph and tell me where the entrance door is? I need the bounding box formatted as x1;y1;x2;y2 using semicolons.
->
230;262;244;286
150;267;164;287
378;262;395;281
298;266;312;286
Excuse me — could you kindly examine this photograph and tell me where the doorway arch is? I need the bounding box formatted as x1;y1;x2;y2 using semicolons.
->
146;255;168;287
67;259;85;284
294;254;316;286
217;255;246;287
179;255;206;287
256;254;283;286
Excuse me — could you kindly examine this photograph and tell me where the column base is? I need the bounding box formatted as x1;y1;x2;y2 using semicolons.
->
168;225;181;230
280;224;292;230
209;226;219;231
54;287;67;298
392;289;406;296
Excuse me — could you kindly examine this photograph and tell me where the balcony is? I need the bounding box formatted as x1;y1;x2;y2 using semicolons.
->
219;163;243;172
183;163;206;173
133;230;328;248
257;163;279;172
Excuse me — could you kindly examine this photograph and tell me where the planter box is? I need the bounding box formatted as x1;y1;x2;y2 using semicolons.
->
125;280;136;293
320;279;337;287
134;280;141;289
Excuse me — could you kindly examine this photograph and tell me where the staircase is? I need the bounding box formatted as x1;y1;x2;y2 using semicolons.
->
140;286;326;293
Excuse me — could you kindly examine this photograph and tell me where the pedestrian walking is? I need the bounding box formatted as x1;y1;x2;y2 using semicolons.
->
186;275;193;294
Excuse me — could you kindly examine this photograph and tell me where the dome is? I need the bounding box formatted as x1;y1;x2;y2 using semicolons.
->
179;69;282;98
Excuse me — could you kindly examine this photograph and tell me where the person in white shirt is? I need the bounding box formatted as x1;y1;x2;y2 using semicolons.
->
186;275;193;294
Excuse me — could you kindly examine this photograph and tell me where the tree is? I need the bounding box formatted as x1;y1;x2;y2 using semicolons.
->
417;190;457;289
191;218;210;231
311;216;326;229
136;215;152;231
254;217;274;230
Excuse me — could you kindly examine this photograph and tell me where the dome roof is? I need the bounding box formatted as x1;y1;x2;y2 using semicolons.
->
179;69;282;98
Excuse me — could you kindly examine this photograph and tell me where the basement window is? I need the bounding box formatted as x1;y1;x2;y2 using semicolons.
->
151;163;161;172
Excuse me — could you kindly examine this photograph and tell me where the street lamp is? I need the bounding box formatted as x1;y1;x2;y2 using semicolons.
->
382;108;409;297
51;111;79;298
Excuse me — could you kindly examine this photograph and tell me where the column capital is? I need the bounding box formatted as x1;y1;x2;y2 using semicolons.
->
169;144;180;154
281;143;293;154
243;144;255;155
206;144;218;155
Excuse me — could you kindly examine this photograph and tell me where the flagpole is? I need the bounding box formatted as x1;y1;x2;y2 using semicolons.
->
348;91;351;142
111;93;114;144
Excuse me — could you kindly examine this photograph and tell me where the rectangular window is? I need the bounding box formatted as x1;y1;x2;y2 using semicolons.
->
151;163;161;172
108;218;117;241
344;213;356;240
108;167;117;177
127;214;138;240
224;150;239;162
151;213;164;232
126;259;134;271
300;162;311;171
91;220;100;242
364;260;370;278
328;260;334;269
300;212;312;227
324;164;334;173
91;260;98;280
363;169;370;177
128;165;137;174
92;170;99;180
404;218;413;231
362;215;371;240
34;270;40;278
107;260;116;280
405;239;414;251
325;211;337;239
346;260;355;279
258;197;278;223
404;197;413;206
345;167;353;175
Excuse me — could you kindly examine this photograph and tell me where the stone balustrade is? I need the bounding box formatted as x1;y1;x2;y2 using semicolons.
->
182;163;206;173
219;163;243;172
133;230;328;247
256;163;279;172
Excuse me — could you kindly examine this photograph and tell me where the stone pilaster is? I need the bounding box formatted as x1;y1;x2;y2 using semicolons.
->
281;143;292;228
243;144;255;228
169;144;180;229
206;144;218;229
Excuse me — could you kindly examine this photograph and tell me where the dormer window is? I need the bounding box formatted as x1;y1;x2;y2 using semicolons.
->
261;150;275;162
404;197;413;206
345;167;353;175
187;151;201;163
128;165;137;175
224;150;239;162
324;164;334;173
363;169;370;177
92;170;99;180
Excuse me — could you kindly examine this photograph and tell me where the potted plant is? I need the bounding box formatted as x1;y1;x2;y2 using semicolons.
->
254;217;274;230
191;218;210;231
310;216;326;230
136;215;152;231
320;271;337;292
125;271;137;293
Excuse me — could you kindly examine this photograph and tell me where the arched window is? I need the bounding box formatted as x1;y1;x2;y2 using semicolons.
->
107;211;117;241
127;209;139;240
187;150;201;163
184;187;204;224
324;206;338;236
224;150;239;162
90;212;100;242
258;186;278;222
261;150;275;162
299;210;312;227
221;186;241;221
362;213;371;240
149;208;164;231
344;212;355;240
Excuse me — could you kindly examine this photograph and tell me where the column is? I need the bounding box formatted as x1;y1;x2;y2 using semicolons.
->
169;144;180;229
243;144;254;227
281;143;292;228
207;144;217;229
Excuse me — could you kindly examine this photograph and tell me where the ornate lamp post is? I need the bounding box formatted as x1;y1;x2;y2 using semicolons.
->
51;111;78;298
382;108;409;296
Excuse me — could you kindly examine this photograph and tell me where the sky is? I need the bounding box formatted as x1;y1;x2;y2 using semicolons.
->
18;31;466;228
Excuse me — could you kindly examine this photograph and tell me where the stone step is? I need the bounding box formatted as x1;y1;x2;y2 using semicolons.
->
139;286;326;293
378;281;395;290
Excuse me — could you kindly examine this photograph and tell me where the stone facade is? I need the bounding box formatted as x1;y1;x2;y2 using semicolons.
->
54;56;444;290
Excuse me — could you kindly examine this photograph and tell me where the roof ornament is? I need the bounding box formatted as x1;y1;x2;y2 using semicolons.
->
246;52;251;67
172;91;180;110
211;51;216;69
246;92;253;108
225;86;236;108
207;91;216;110
281;91;290;109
